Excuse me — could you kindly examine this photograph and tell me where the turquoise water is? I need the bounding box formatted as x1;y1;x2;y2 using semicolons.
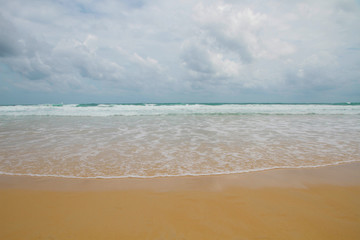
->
0;103;359;178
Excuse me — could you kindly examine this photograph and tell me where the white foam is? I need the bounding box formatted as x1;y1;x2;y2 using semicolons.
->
0;104;359;116
0;160;358;179
0;107;359;178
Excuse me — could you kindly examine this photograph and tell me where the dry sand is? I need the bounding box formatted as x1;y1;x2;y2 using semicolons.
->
1;162;360;240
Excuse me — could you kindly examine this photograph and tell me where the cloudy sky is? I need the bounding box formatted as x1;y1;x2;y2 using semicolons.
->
0;0;359;104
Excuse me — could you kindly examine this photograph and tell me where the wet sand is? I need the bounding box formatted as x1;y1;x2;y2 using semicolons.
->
1;162;360;239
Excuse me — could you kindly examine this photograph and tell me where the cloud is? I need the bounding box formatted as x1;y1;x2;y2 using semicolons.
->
180;2;297;90
0;0;359;103
180;0;360;96
0;3;168;94
0;15;21;57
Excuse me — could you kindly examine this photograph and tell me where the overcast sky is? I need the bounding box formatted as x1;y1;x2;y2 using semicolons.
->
0;0;359;104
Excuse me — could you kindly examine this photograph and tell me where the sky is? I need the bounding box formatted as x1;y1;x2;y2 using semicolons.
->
0;0;359;104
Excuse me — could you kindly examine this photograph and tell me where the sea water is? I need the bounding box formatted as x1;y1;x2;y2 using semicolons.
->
0;103;359;178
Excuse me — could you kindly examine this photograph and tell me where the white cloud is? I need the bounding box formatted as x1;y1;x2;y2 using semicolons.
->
180;0;360;95
0;0;359;103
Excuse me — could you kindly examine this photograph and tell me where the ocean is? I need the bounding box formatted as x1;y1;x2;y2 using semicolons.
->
0;103;359;178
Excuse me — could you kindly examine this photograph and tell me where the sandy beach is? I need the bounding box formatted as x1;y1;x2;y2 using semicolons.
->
1;162;360;240
1;0;360;237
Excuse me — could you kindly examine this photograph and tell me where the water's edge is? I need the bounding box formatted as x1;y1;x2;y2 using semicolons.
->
1;160;358;180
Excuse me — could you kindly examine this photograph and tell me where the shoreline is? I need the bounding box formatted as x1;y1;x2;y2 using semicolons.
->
0;159;359;179
1;162;360;239
1;161;359;191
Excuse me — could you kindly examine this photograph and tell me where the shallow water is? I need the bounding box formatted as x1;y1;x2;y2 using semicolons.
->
0;104;359;178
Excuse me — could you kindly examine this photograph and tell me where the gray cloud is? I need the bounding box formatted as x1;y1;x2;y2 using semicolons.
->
0;14;21;57
180;0;360;97
0;0;359;103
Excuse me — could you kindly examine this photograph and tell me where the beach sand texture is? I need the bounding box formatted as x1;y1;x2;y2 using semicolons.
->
1;162;360;240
